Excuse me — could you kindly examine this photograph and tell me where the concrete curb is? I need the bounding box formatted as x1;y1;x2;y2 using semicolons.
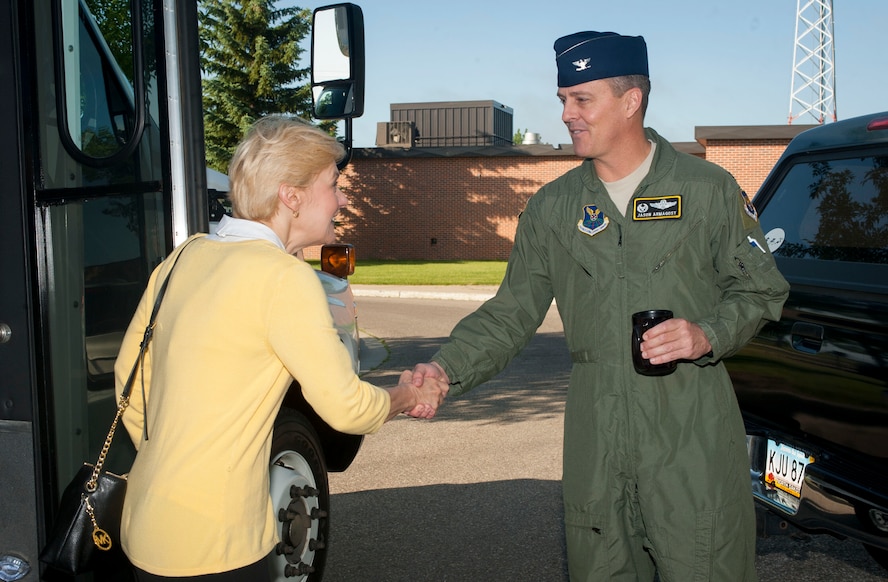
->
352;286;497;302
358;336;387;373
353;288;496;302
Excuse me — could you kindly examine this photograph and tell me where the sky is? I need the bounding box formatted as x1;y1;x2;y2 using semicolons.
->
302;0;886;148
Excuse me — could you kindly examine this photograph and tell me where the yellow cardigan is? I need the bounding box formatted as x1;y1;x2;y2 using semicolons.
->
114;235;389;576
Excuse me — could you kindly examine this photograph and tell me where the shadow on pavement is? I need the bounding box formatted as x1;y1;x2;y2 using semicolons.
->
325;479;569;582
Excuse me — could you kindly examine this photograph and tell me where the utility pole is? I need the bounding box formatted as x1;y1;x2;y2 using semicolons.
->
788;0;837;124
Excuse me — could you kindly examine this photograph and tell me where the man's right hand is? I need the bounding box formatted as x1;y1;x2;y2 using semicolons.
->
404;362;451;418
411;361;450;386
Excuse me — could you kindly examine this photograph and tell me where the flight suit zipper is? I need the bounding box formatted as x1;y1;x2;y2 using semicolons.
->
651;219;704;273
736;257;750;279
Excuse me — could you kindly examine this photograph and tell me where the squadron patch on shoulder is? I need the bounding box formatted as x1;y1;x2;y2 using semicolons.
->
577;204;609;237
741;190;758;222
633;196;681;220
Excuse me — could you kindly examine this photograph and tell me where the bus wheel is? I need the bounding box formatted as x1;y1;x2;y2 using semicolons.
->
269;410;329;582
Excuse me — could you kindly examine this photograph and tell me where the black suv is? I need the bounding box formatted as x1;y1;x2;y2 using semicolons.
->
725;111;888;569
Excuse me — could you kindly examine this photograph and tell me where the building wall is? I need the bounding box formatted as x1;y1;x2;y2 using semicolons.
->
333;154;581;260
703;139;792;196
305;135;794;261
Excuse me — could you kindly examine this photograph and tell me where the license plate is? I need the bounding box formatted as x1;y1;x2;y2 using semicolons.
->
765;439;814;498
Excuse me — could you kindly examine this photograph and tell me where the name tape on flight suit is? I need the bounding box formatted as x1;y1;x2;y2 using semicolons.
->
632;196;681;220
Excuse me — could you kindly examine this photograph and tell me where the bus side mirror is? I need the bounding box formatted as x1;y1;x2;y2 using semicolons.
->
311;3;364;120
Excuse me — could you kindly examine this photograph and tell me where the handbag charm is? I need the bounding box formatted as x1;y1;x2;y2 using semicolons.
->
85;496;113;551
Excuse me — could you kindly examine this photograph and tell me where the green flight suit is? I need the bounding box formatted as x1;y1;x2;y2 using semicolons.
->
434;129;789;581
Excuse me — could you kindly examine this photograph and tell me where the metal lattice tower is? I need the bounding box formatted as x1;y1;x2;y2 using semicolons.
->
788;0;837;124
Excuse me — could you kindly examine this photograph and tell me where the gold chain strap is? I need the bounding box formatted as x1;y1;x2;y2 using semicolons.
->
82;394;129;552
87;395;130;493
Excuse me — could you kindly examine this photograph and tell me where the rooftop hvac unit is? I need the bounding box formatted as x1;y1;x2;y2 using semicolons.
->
376;121;416;147
390;100;513;147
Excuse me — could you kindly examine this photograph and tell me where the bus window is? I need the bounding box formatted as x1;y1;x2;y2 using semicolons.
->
34;0;168;485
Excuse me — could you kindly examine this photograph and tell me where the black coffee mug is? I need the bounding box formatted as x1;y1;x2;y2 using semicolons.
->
631;310;677;376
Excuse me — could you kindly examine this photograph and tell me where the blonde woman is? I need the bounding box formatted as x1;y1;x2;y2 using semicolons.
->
115;116;447;581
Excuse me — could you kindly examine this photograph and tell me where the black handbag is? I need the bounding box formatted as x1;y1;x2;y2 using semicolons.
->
40;240;195;575
38;441;129;574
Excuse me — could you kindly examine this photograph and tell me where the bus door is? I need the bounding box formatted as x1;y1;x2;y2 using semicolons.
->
0;0;41;573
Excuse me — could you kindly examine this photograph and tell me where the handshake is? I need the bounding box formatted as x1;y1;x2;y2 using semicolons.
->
391;361;451;420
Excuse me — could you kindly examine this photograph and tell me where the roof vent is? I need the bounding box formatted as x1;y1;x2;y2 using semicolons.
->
376;122;416;147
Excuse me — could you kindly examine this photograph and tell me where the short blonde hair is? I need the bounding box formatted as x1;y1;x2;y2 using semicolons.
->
227;116;345;221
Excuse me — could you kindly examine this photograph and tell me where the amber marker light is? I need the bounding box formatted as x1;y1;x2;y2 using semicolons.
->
321;244;355;279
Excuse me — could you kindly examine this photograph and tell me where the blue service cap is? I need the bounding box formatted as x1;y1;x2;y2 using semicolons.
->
554;31;648;87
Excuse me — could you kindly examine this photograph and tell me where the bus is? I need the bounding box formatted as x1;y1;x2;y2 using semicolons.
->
0;2;365;580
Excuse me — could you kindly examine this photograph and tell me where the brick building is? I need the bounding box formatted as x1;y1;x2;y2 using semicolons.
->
308;124;816;261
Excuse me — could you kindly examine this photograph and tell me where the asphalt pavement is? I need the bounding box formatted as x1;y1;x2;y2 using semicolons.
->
344;286;888;581
353;285;498;373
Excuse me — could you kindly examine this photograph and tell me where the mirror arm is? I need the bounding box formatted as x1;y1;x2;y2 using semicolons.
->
338;118;353;171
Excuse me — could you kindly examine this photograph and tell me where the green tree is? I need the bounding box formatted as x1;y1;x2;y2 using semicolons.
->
200;0;320;172
84;0;135;80
513;127;527;145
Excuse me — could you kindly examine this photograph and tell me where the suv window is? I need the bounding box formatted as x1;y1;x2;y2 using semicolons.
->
761;154;888;265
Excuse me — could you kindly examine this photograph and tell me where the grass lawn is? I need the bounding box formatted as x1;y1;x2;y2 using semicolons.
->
310;259;507;286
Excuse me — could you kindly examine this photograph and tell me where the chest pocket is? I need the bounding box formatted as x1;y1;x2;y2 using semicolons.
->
552;212;611;294
640;218;722;316
649;218;706;275
549;216;616;364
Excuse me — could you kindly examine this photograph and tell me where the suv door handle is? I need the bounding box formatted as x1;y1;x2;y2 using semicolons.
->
791;322;824;354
